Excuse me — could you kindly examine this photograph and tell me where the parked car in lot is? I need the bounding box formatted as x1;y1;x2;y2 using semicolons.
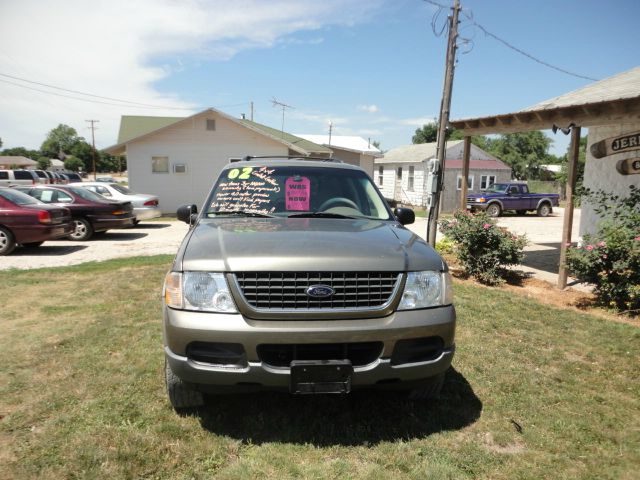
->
15;185;135;240
0;187;73;255
163;157;455;410
62;171;83;183
69;182;161;224
0;169;40;187
96;176;117;183
32;170;51;184
466;182;560;217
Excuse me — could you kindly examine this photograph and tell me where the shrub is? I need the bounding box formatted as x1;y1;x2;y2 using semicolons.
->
566;185;640;314
439;211;527;285
435;237;456;256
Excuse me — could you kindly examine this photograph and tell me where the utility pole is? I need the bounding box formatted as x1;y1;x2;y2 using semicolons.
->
328;121;333;146
250;101;254;121
427;0;460;246
86;119;99;181
272;98;294;136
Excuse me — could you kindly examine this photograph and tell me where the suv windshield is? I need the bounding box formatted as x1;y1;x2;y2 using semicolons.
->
205;165;391;220
485;183;509;193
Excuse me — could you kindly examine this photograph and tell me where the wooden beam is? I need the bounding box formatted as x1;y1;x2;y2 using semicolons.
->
459;136;471;210
558;126;581;289
451;98;640;135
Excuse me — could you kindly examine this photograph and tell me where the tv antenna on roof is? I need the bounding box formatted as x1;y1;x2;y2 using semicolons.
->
271;97;294;136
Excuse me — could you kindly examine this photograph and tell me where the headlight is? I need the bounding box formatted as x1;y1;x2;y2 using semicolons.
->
163;272;237;313
398;271;453;310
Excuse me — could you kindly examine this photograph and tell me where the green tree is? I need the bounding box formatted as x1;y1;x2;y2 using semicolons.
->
64;156;84;172
41;124;84;158
413;123;440;144
487;131;552;180
37;157;52;170
69;140;95;172
555;136;587;188
1;146;41;158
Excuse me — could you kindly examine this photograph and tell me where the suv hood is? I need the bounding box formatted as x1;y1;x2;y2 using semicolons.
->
177;217;445;272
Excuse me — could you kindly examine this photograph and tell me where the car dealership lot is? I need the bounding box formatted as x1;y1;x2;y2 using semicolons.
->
0;221;189;270
1;209;578;274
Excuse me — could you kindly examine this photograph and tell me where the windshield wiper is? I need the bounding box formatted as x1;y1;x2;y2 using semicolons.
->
208;210;274;218
287;212;355;219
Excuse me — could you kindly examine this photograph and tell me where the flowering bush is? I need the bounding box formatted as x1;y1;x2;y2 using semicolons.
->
566;185;640;314
439;211;527;285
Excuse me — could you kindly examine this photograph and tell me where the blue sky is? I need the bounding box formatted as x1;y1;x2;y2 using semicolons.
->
1;0;638;156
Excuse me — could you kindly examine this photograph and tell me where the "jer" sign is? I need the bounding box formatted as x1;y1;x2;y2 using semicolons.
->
590;130;640;158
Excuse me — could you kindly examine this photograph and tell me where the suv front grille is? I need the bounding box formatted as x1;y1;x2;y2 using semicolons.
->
234;272;401;310
257;342;384;368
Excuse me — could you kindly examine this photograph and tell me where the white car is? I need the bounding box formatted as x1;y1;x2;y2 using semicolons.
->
69;182;161;223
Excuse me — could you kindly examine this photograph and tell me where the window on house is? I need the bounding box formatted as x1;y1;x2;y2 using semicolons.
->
206;119;216;131
408;166;415;191
378;166;383;185
397;167;402;180
173;164;187;174
152;156;169;173
480;175;497;190
456;175;474;190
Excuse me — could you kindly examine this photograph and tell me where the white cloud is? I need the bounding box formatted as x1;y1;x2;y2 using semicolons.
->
0;0;382;149
399;117;436;126
357;104;379;113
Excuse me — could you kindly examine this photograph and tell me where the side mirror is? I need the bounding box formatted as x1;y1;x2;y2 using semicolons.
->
177;204;198;225
394;207;415;225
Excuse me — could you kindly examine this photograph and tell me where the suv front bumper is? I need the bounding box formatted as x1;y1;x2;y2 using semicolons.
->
163;305;456;391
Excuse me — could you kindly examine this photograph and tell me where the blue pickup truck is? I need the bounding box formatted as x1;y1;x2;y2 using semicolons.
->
466;182;559;217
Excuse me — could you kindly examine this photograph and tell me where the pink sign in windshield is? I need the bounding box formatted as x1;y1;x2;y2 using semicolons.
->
285;176;310;211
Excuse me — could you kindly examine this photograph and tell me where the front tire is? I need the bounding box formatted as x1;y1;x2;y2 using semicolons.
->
537;203;551;217
69;218;94;241
486;203;502;217
0;227;16;256
165;360;204;410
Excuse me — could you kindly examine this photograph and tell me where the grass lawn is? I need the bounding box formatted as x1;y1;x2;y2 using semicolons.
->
1;257;638;479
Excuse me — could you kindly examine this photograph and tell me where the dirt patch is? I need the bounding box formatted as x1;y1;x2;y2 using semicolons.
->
482;432;525;455
449;267;639;327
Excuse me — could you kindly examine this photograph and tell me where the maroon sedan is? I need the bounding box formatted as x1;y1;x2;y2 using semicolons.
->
16;185;135;241
0;187;73;255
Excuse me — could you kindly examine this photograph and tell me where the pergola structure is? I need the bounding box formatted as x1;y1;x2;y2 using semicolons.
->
449;67;640;289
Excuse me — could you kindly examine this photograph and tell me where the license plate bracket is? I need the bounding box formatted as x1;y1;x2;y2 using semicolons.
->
290;360;353;394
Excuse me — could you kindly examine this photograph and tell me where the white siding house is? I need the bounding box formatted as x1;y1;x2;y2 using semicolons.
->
104;109;331;213
375;141;511;211
295;135;382;176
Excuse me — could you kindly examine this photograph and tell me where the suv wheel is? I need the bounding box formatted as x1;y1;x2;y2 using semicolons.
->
408;371;446;401
165;360;204;410
69;218;94;241
0;227;16;256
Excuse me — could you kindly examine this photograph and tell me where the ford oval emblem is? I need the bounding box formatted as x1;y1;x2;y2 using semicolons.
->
306;284;335;298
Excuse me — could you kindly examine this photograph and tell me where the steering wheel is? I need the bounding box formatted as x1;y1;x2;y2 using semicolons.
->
318;197;359;211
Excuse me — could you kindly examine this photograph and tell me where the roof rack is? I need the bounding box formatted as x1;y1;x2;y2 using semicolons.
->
229;155;342;163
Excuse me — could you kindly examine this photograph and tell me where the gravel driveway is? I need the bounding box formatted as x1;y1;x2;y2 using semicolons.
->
2;209;579;275
1;221;190;271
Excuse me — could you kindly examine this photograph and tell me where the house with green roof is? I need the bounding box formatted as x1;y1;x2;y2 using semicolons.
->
104;108;332;212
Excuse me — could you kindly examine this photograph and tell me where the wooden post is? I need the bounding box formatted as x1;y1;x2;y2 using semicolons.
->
460;136;471;210
558;126;581;289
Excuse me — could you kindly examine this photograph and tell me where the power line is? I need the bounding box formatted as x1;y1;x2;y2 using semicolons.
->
423;0;598;82
0;71;193;109
0;71;252;111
